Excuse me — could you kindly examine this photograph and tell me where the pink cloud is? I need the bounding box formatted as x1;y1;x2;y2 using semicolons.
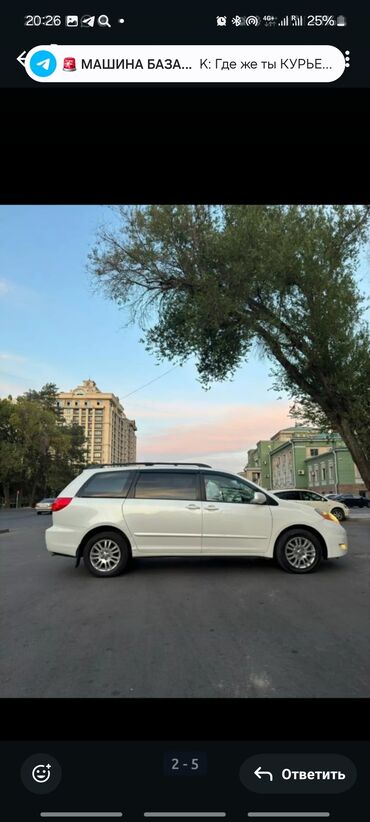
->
137;403;292;459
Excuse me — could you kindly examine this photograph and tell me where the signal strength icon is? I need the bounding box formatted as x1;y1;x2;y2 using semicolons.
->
278;15;289;26
291;14;304;25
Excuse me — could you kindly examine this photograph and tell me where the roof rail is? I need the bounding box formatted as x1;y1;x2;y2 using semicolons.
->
85;461;212;469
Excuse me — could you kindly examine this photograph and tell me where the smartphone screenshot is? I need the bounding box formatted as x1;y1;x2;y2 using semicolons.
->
1;3;369;822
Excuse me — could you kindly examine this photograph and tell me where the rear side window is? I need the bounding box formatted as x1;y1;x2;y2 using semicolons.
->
134;471;199;500
77;471;133;498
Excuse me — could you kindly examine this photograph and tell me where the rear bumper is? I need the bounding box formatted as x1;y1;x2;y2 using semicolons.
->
45;524;79;558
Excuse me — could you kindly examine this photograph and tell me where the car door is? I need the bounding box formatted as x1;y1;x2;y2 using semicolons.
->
201;472;272;555
122;470;202;554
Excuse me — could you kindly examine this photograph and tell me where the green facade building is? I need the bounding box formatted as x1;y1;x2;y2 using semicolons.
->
305;447;365;495
241;425;366;494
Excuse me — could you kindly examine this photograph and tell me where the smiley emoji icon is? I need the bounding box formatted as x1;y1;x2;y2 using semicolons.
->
21;754;61;793
32;764;51;783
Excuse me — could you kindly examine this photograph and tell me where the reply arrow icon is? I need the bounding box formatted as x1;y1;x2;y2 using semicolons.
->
254;766;274;781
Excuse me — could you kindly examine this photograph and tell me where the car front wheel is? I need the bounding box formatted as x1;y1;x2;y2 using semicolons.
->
275;529;323;573
331;507;345;521
83;531;130;577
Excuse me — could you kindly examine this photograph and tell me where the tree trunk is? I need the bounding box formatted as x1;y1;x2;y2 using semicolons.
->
3;483;10;508
29;479;38;507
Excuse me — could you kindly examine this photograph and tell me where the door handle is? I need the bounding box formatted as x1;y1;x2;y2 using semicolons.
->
205;505;220;510
186;504;201;509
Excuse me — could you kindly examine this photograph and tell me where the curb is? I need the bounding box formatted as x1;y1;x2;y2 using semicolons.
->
0;529;10;534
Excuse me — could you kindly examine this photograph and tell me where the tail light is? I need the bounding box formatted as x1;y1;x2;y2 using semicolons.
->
51;497;73;512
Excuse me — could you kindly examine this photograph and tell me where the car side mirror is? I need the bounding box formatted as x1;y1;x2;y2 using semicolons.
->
252;491;267;505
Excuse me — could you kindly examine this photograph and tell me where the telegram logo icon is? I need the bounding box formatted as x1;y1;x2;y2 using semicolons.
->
30;50;57;77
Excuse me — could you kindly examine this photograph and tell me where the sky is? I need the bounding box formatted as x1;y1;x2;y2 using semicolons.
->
1;205;369;474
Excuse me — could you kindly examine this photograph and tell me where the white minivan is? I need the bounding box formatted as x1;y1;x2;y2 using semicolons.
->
45;462;348;576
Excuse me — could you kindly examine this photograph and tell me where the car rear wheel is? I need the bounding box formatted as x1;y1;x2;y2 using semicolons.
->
275;529;323;573
83;531;130;577
331;507;345;521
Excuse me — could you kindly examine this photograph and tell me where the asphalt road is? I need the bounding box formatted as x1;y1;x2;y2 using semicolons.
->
1;509;370;698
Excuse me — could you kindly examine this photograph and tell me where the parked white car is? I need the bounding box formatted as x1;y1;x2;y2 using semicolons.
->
272;489;349;522
45;463;349;576
35;498;55;515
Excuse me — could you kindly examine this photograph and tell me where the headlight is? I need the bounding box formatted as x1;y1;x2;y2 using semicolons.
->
315;509;340;523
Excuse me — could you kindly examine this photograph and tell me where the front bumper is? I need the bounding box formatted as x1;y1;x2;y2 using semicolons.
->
322;521;348;558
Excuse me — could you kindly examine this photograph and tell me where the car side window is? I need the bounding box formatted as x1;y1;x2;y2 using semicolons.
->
301;491;323;501
77;471;133;498
204;473;255;504
134;471;199;500
277;491;300;500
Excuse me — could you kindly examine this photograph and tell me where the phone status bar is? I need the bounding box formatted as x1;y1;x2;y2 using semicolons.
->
23;12;348;29
215;14;348;27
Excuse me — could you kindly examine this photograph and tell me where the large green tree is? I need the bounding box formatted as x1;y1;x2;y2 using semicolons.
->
89;204;370;488
46;422;87;495
21;385;86;495
0;392;87;506
0;400;24;507
23;382;62;418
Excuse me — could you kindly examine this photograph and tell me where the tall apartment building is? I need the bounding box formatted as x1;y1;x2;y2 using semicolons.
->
57;379;137;465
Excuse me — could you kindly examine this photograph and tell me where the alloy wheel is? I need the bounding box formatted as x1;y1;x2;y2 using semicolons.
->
89;539;122;572
285;536;317;570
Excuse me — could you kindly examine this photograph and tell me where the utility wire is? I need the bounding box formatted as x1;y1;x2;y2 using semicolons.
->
121;365;180;400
